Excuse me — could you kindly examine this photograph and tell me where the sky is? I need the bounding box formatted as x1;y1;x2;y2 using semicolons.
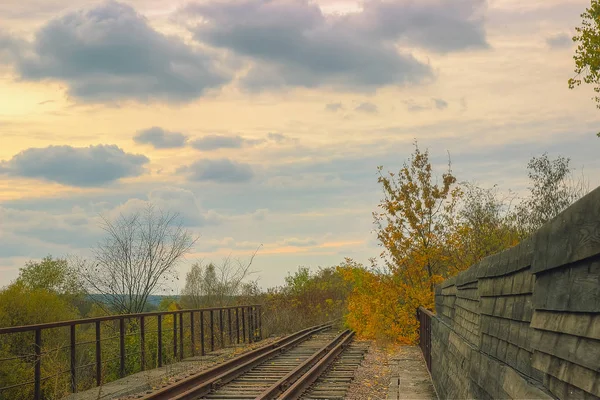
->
0;0;599;291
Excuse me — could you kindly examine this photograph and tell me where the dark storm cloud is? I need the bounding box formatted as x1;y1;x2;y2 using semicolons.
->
134;127;188;149
2;1;232;102
183;0;487;91
178;158;254;183
0;144;149;186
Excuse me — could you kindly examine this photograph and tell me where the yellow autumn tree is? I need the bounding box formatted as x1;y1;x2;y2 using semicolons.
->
342;142;462;344
338;259;418;344
373;142;461;293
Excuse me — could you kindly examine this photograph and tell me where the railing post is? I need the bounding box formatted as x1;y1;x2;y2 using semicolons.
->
200;311;205;356
219;309;224;349
190;312;195;356
248;306;254;343
210;309;214;352
236;308;240;344
227;308;232;345
258;305;262;340
34;328;41;400
140;316;145;371
254;306;258;341
119;318;125;378
179;313;184;359
95;321;101;386
173;313;178;360
157;315;163;367
242;307;247;343
70;324;77;392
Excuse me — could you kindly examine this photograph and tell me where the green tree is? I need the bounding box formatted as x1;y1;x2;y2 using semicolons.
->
0;282;79;328
15;256;85;304
0;278;81;399
447;183;521;269
569;0;600;133
515;153;588;235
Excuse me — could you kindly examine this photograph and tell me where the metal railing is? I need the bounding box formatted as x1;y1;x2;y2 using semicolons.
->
0;304;262;400
417;306;433;372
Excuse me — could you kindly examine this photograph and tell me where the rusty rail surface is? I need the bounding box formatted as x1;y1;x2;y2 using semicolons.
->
417;306;434;372
0;304;262;400
269;329;355;399
138;322;333;400
139;324;364;400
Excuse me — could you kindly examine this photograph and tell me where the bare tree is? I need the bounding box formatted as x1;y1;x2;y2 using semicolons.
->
515;153;589;235
180;245;261;308
448;182;521;268
78;204;199;314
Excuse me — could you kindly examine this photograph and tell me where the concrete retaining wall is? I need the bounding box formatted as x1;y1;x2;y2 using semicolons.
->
430;186;600;399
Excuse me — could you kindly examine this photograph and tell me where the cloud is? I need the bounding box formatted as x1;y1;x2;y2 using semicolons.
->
2;1;232;103
325;102;343;112
267;132;296;144
134;127;188;149
191;134;248;150
179;158;254;183
186;0;491;91
404;98;448;112
282;237;318;247
546;32;572;49
355;102;378;113
433;98;448;110
252;208;269;221
0;144;149;186
107;187;224;227
0;206;103;248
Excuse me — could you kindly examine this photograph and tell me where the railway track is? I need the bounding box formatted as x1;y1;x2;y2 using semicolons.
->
137;323;366;400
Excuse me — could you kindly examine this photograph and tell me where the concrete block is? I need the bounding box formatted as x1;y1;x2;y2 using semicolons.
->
497;339;509;362
515;347;532;376
498;318;510;341
441;276;457;289
506;342;518;368
481;297;496;316
501;365;554;399
532;329;600;372
531;310;600;340
532;186;600;274
518;236;534;271
532;351;600;397
533;260;600;313
476;254;494;278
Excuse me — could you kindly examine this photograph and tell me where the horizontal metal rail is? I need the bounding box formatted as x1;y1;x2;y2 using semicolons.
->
277;330;355;399
256;329;354;399
0;304;261;334
138;322;332;400
0;304;262;400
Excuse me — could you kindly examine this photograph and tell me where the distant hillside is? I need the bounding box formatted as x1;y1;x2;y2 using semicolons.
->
86;294;180;310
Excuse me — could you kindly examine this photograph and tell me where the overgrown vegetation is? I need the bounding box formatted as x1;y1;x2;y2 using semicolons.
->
0;146;589;398
340;145;587;344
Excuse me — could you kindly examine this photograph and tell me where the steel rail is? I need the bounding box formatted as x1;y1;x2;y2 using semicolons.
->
277;330;356;399
138;322;332;400
254;329;354;400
